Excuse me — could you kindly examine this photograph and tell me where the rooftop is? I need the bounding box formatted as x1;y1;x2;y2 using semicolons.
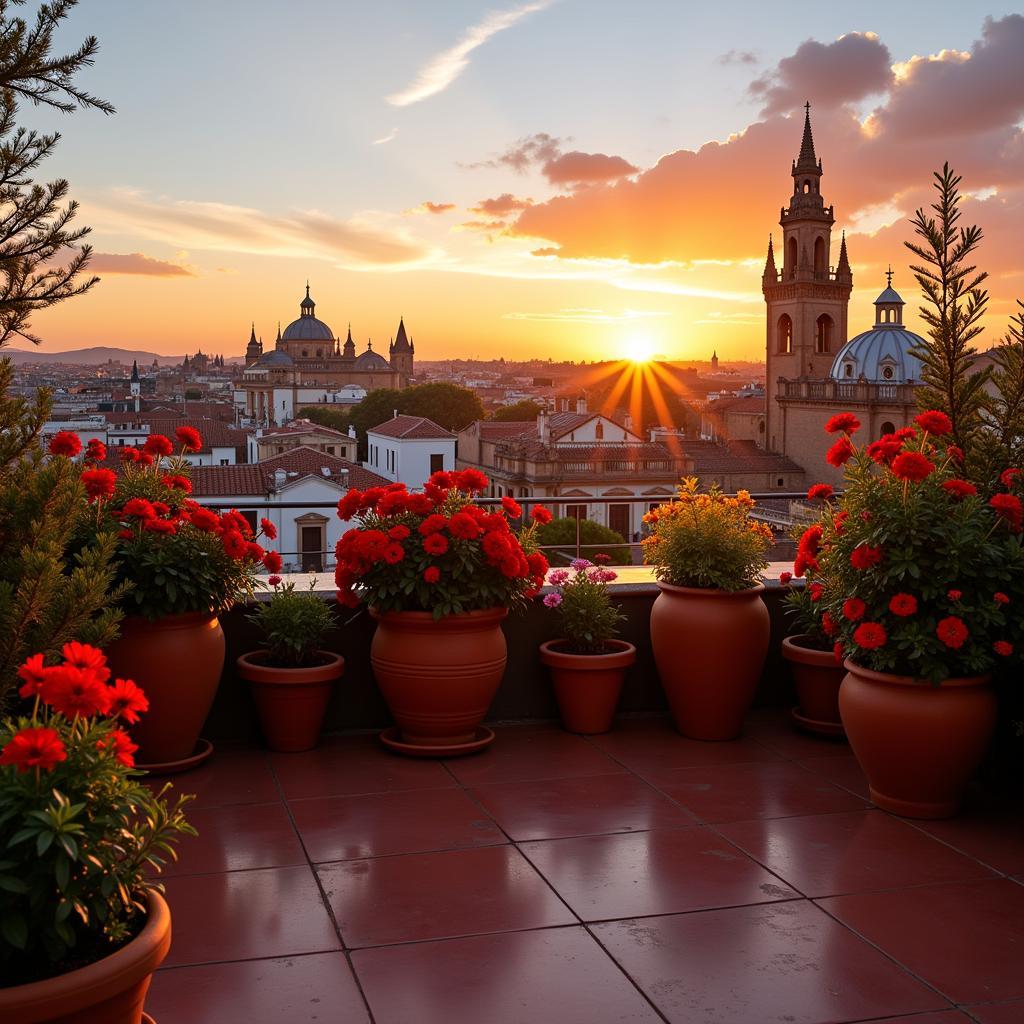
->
369;414;456;440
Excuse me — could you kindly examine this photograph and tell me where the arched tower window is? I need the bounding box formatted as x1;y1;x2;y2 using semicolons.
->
802;180;811;194
880;421;896;435
786;237;798;278
815;314;833;354
595;421;604;440
813;236;826;275
777;314;793;354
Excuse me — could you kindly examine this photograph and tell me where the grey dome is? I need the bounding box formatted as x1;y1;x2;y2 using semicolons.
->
354;349;390;370
256;349;294;367
830;327;925;383
282;316;335;342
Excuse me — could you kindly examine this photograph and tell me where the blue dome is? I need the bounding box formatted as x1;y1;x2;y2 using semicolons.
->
354;349;390;371
256;349;294;367
281;316;334;342
830;326;925;384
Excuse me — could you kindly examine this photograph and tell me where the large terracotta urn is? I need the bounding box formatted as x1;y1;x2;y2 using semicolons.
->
0;891;170;1024
840;659;996;819
370;607;507;751
782;634;846;736
539;639;636;734
106;612;225;767
649;582;769;740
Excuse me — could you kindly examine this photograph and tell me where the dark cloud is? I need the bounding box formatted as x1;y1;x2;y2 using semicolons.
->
719;49;758;65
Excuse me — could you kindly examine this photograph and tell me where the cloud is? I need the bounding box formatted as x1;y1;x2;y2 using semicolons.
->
387;1;554;107
90;252;195;277
466;132;563;173
719;50;758;66
503;307;668;324
749;32;893;115
406;201;457;215
373;128;399;145
470;193;533;217
542;151;638;186
88;190;434;269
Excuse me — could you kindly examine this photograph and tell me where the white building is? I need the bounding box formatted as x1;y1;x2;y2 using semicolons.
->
365;415;456;488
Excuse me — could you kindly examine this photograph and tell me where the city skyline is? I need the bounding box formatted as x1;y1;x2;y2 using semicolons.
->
24;2;1024;361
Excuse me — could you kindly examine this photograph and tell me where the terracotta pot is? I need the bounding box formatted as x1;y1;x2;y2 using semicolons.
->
840;659;997;819
0;890;170;1024
782;634;846;729
237;650;344;752
370;607;507;746
539;639;636;734
106;612;225;765
649;582;769;740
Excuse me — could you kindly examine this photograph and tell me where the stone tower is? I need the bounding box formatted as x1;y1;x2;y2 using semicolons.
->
244;323;262;367
389;317;414;378
763;103;852;452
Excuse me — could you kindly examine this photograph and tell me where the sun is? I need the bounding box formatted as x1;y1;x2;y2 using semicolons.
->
623;333;655;363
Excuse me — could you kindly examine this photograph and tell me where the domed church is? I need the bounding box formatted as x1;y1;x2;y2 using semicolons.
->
762;106;924;485
241;285;414;424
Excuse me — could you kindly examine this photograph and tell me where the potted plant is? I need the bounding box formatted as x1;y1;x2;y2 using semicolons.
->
538;556;634;734
780;486;848;736
814;410;1023;818
83;428;280;770
335;472;552;755
0;643;192;1023
642;478;773;740
237;579;344;752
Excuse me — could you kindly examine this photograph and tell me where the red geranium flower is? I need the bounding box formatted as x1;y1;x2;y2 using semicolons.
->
376;490;408;516
850;544;883;570
221;529;249;559
16;653;49;699
826;435;854;468
455;468;488;493
946;445;964;463
448;511;481;539
423;566;440;584
84;438;107;464
821;611;837;636
263;550;283;574
867;436;902;465
807;483;833;501
48;431;82;458
778;571;792;585
798;524;822;557
937;615;969;649
81;468;117;502
526;552;549;577
994;592;1009;605
809;582;824;601
947;589;962;602
120;447;140;464
501;495;523;518
889;593;918;617
260;517;277;540
44;665;112;717
143;519;177;535
530;505;553;524
122;497;156;520
833;642;844;664
842;597;866;621
189;507;221;533
419;514;447;536
107;678;149;724
942;479;977;499
405;493;435;515
246;542;264;562
428;470;455;490
337;488;361;521
999;468;1020;489
175;426;203;452
267;574;282;587
990;493;1023;532
422;532;449;556
853;622;887;650
793;553;818;577
914;410;953;435
143;434;174;457
994;640;1014;657
891;451;935;482
0;727;67;773
388;524;410;541
382;542;405;564
162;474;192;493
825;412;861;435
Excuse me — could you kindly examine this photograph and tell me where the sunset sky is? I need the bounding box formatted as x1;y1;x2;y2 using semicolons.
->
24;2;1024;362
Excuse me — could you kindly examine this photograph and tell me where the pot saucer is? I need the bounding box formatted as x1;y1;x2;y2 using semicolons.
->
142;1014;156;1024
380;726;495;758
791;706;846;738
137;738;214;776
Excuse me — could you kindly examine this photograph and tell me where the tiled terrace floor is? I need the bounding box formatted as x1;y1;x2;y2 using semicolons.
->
145;709;1024;1024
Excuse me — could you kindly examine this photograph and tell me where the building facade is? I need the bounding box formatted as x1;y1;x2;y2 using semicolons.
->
365;415;457;487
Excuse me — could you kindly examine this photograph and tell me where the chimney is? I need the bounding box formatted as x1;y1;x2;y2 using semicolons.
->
393;409;398;419
348;424;356;438
273;468;287;490
339;467;350;486
576;395;587;414
538;409;549;445
624;413;634;433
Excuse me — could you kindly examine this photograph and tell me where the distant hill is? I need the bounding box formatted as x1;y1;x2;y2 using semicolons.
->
2;346;244;366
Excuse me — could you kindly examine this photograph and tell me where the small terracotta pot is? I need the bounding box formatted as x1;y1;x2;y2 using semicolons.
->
370;607;507;748
539;639;636;734
106;612;225;765
0;890;170;1024
649;581;769;740
237;650;344;752
840;659;996;819
782;634;846;731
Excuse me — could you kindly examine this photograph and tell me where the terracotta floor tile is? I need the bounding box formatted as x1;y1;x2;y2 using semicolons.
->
352;926;662;1023
270;733;454;801
521;826;798;921
965;999;1024;1023
289;787;505;862
820;879;1024;1004
156;749;279;808
911;802;1024;875
471;772;694;841
648;760;867;823
745;708;852;760
443;723;626;785
797;753;872;800
162;866;340;967
588;716;784;772
318;845;574;947
847;1015;968;1023
163;802;307;877
719;810;997;897
594;901;946;1024
146;953;369;1023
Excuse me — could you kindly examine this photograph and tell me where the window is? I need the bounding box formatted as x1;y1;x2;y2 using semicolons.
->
880;421;896;435
595;421;604;440
777;477;784;487
565;503;586;521
239;510;258;534
844;363;854;378
777;314;793;354
786;237;797;276
813;236;826;274
219;458;229;466
429;453;445;474
815;314;833;354
882;366;894;380
608;503;630;540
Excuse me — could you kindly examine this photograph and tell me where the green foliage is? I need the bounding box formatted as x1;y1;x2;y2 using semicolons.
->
544;561;625;655
248;582;335;667
976;300;1024;485
183;388;202;400
298;405;349;434
491;400;542;422
0;361;124;706
642;478;772;591
904;164;991;462
535;516;632;565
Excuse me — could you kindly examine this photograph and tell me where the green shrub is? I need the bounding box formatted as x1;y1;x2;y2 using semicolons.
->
536;517;632;566
248;582;335;667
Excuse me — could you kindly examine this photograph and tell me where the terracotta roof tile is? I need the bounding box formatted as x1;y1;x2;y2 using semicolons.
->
368;415;455;439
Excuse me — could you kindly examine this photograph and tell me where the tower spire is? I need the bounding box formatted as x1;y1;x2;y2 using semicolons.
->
886;264;893;287
794;101;819;173
763;234;777;280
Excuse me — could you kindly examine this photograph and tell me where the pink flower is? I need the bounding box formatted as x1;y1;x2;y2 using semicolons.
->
542;592;562;608
548;569;570;585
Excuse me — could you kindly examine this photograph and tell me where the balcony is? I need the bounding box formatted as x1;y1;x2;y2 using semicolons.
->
778;378;918;406
138;575;1024;1023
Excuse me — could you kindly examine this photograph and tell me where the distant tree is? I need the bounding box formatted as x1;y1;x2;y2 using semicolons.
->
298;405;348;434
346;388;403;460
905;164;990;460
0;0;115;349
184;388;202;400
536;517;632;566
401;382;484;432
492;400;541;422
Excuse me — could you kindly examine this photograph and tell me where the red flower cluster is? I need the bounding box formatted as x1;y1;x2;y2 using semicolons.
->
81;467;117;502
84;438;107;465
825;413;860;435
914;410;953;435
891;451;935;482
807;483;834;501
48;431;82;458
853;622;887;650
850;544;883;570
842;597;866;621
0;727;67;773
936;616;969;649
888;593;918;617
793;524;822;577
990;493;1023;532
942;479;977;500
175;426;203;452
826;435;854;468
